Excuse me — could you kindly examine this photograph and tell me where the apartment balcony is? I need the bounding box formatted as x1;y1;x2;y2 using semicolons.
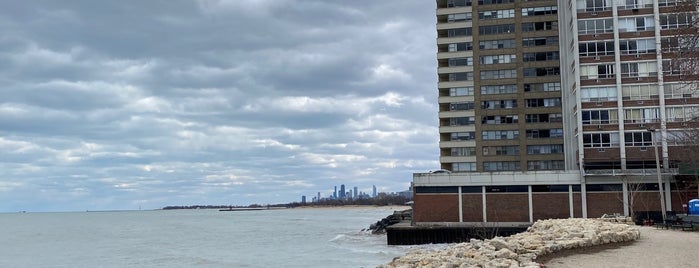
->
440;156;477;163
439;140;475;148
584;168;677;176
437;51;472;59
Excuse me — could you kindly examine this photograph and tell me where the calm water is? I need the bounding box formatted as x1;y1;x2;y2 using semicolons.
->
0;207;412;268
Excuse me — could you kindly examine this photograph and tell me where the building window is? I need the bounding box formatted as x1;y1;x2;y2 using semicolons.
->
449;87;474;96
482;130;519;140
451;147;477;156
624;132;653;146
663;60;684;75
479;39;516;50
481;99;517;109
624;108;659;123
453;162;477;172
620;62;658;77
524;82;560;92
576;0;612;12
449;117;476;126
582;133;620;147
581;110;618;124
578;41;615;57
481;84;517;95
446;28;473;37
580;64;614;79
526;128;564;138
479;24;516;35
664;83;698;99
478;9;515;20
479;54;516;65
522;37;558;47
447;0;473;7
478;0;515;5
527;144;564;154
525;98;562;107
481;115;519;124
522;21;557;32
525;113;562;123
527;160;564;170
448;72;474;81
448;57;474;66
522;51;559;62
450;132;476;141
577;18;613;34
665;106;699;122
480;69;517;79
483;161;521;171
448;42;473;52
622;84;659;100
450;102;476;111
618;39;656;55
448;13;472;22
660;13;694;29
658;0;678;7
521;6;557;16
618;16;655;32
523;67;560;77
482;146;520;156
661;37;680;52
580;86;617;102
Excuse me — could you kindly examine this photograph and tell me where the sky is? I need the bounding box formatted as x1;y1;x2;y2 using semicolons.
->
0;0;438;212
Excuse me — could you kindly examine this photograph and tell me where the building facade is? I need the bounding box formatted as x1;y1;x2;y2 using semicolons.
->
414;0;698;224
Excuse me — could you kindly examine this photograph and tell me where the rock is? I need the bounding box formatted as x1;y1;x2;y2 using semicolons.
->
378;218;640;268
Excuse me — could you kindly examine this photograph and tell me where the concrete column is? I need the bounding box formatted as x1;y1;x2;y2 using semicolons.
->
581;183;588;218
665;180;672;212
569;185;574;218
458;186;463;223
622;181;630;217
528;185;533;223
482;186;487;223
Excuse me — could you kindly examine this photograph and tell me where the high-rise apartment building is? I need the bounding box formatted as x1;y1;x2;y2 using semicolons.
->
413;0;698;224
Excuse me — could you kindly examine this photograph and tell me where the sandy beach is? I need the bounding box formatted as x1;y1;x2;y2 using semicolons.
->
541;226;699;267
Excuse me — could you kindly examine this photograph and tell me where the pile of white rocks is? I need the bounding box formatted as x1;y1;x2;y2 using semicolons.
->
379;218;640;268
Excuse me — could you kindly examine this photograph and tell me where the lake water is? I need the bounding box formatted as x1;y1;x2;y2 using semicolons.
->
0;207;414;267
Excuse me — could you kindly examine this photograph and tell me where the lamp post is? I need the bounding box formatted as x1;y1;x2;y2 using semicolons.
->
647;128;666;222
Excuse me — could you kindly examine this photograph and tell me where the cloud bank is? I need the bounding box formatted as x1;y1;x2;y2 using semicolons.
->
0;0;438;211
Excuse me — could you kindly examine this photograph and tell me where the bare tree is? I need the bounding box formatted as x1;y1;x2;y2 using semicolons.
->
667;0;699;91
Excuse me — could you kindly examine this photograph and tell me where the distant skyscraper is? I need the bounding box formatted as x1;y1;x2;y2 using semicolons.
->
340;184;346;199
372;185;377;197
317;192;321;202
301;195;306;204
333;186;337;199
354;187;358;199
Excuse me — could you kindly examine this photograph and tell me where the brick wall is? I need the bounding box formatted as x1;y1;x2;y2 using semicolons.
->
461;194;483;222
413;194;459;222
485;193;529;222
586;192;624;217
573;193;583;217
532;193;570;220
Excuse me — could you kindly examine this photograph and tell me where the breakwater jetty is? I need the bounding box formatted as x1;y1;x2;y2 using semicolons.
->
379;218;640;267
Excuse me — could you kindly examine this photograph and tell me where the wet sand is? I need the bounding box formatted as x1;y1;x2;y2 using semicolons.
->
540;226;699;267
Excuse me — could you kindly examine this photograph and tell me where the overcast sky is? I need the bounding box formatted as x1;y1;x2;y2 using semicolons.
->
0;0;438;212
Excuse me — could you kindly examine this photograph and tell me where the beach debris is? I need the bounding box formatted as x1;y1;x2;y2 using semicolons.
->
378;218;640;268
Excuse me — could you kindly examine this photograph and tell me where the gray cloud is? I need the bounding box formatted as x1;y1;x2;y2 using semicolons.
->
0;0;437;212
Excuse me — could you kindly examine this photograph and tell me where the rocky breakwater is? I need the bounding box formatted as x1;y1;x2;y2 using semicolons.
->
379;218;640;268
